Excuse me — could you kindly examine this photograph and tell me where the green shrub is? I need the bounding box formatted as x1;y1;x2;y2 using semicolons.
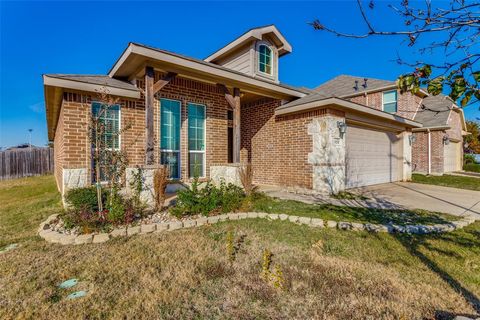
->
463;163;480;173
64;187;108;212
171;179;245;218
106;193;125;224
464;154;477;165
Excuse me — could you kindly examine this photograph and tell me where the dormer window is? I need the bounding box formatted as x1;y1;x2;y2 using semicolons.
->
258;44;272;75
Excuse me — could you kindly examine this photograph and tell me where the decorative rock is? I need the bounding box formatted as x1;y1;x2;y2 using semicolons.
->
183;220;197;228
279;214;289;221
217;214;229;222
207;216;220;224
168;221;183;231
92;233;110;243
237;212;248;219
110;228;127;237
59;235;76;245
127;226;141;236
42;231;62;243
256;212;268;219
310;218;324;227
247;212;259;219
390;225;405;233
326;220;337;228
74;234;93;245
351;222;365;231
268;214;279;220
298;217;312;225
155;223;169;232
196;217;209;226
140;224;156;234
227;213;239;220
338;222;352;230
288;215;299;223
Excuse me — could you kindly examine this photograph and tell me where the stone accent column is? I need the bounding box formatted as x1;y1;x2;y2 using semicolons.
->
62;168;88;193
125;165;164;209
210;164;243;187
402;130;413;181
307;114;346;194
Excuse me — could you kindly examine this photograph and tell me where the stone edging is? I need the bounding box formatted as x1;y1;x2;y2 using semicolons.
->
38;213;476;245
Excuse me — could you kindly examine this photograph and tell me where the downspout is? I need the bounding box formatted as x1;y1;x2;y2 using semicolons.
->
427;128;431;175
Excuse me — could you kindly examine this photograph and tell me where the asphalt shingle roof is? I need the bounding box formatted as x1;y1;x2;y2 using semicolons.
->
314;75;395;97
44;74;139;91
414;94;454;127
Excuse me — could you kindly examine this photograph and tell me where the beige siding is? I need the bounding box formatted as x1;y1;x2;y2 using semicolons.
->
215;44;253;76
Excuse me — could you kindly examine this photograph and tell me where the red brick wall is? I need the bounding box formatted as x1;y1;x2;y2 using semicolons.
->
347;90;421;120
412;130;445;174
241;99;341;189
52;74;231;190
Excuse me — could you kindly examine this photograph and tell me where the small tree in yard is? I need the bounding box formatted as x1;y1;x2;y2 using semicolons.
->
89;87;131;212
311;0;480;108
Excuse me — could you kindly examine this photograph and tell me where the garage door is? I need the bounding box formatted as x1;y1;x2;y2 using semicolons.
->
346;125;402;188
444;141;461;172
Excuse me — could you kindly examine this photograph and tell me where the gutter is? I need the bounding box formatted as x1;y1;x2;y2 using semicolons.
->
412;125;450;132
427;128;431;175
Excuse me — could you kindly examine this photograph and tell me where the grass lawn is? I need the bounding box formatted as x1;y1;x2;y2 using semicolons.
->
412;173;480;191
1;176;480;319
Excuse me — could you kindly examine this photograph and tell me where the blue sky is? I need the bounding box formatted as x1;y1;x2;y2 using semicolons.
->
1;1;479;148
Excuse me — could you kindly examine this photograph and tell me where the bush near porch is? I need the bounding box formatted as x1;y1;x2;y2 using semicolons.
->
1;175;480;319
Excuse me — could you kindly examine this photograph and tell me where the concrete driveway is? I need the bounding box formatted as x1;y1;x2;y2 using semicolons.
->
349;182;480;219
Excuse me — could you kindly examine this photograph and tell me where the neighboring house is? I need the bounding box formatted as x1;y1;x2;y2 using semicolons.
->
313;75;468;176
44;25;425;196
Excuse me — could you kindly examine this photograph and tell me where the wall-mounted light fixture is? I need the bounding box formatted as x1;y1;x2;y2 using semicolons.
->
408;135;416;146
443;134;450;145
337;121;347;138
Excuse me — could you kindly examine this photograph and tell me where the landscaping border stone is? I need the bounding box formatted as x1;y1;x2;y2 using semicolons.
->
38;212;476;246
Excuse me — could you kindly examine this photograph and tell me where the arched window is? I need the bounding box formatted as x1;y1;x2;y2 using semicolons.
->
258;44;272;75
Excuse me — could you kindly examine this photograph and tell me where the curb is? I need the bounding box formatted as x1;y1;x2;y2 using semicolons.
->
38;212;477;245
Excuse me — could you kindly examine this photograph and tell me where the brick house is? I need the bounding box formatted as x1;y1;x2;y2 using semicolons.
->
44;25;460;197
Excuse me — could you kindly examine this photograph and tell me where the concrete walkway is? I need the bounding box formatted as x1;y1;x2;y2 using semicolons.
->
262;182;480;220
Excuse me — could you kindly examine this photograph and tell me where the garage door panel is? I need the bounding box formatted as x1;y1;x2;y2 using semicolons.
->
346;126;402;188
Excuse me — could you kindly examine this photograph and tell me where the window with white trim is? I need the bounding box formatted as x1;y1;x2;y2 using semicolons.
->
188;103;206;178
258;44;272;75
160;99;181;179
383;90;398;113
91;102;120;182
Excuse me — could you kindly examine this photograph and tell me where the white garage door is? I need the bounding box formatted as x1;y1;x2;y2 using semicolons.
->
444;141;461;172
346;125;402;188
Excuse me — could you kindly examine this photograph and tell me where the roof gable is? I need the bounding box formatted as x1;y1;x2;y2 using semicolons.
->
204;25;292;63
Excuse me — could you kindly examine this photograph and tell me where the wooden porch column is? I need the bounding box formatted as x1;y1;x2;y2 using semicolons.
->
145;66;155;165
233;88;241;163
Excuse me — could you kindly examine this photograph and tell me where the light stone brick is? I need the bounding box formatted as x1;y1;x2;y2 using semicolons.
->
268;214;279;220
110;228;127;237
217;214;229;222
310;218;324;227
237;212;248;219
298;217;311;225
278;214;289;221
140;224;157;234
168;221;183;231
196;217;209;226
155;223;169;232
207;216;220;224
74;234;93;245
288;215;299;223
247;212;259;219
93;233;110;243
351;222;364;231
257;212;268;219
59;234;76;245
227;213;239;220
326;220;337;228
127;226;141;236
338;222;352;230
183;220;197;228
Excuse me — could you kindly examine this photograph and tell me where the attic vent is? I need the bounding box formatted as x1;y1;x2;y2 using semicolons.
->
354;80;359;91
362;78;368;89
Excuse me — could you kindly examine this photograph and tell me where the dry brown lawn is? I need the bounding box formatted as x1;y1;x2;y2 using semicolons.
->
1;176;479;319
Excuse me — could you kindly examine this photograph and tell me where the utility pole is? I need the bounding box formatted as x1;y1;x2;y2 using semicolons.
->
28;129;33;151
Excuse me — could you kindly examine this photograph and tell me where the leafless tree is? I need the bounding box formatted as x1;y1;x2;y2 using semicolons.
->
311;0;480;107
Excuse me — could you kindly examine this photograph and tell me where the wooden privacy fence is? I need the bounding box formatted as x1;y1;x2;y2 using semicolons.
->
0;148;54;180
